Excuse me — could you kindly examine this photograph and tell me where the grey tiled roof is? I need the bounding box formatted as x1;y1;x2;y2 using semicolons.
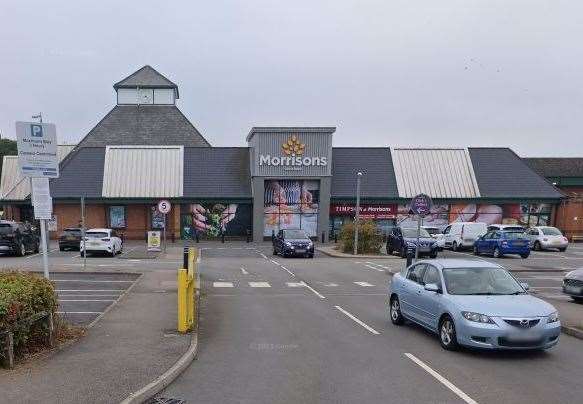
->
184;148;252;198
523;158;583;178
114;65;177;89
469;148;564;199
331;148;398;199
78;105;210;147
50;147;105;198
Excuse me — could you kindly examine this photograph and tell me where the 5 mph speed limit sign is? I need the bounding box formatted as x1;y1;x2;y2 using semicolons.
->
158;200;171;214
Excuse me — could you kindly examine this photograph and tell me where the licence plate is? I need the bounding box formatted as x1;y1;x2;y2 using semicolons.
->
89;241;99;246
553;240;560;245
419;246;431;252
565;285;582;294
295;249;306;253
507;332;541;342
66;236;76;240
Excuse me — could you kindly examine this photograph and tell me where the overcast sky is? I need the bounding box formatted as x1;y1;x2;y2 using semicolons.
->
1;1;582;156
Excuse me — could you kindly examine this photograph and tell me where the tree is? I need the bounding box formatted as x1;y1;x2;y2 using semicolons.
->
0;138;18;177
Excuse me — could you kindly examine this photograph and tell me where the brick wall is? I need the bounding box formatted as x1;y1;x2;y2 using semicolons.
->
53;204;107;238
555;199;583;239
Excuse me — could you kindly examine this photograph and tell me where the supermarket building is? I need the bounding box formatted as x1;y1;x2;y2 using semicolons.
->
0;66;566;241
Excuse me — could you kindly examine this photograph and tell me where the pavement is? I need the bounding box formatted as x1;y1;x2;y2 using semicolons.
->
0;241;191;404
157;243;583;404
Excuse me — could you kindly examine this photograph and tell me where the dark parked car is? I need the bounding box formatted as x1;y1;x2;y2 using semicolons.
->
473;230;530;259
0;221;39;256
273;229;314;258
387;227;438;258
59;228;83;251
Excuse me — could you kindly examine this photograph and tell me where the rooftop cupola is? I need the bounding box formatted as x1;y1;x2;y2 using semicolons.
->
113;65;179;105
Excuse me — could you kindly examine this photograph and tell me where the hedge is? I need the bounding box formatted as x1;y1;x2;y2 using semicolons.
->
0;272;58;356
339;220;383;254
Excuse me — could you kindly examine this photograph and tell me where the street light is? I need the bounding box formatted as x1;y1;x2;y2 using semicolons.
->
354;172;363;255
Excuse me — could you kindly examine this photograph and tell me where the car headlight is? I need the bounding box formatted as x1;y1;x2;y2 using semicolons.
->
284;241;292;247
406;242;416;248
307;242;313;247
462;311;496;324
547;311;559;323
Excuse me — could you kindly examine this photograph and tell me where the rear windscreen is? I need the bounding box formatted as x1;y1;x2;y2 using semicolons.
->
63;229;81;235
0;224;14;234
86;232;108;238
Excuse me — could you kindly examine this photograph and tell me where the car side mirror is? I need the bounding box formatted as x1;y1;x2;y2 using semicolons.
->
424;283;439;293
520;282;529;291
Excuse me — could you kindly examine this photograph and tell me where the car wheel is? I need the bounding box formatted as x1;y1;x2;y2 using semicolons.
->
571;296;583;303
18;243;26;257
473;246;479;255
439;316;459;351
111;247;116;257
534;241;542;251
493;247;503;258
521;253;530;259
390;296;404;325
59;246;65;252
559;247;567;252
400;246;407;259
452;242;458;252
273;248;278;256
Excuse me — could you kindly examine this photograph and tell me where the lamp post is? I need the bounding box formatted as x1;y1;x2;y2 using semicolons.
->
353;172;363;255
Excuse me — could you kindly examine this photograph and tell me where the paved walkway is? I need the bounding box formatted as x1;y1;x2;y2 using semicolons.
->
0;246;190;404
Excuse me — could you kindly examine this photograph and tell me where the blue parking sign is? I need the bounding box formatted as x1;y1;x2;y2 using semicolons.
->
31;124;43;137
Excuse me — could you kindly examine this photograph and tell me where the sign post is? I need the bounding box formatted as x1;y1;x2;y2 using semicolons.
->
157;200;171;253
410;193;433;262
16;122;59;279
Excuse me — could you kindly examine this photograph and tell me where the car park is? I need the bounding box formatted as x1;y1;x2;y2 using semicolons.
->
0;221;40;256
389;259;561;351
526;226;569;251
473;230;530;259
442;222;488;251
562;269;583;302
59;227;83;251
81;228;123;257
386;227;438;258
487;224;525;232
272;229;314;258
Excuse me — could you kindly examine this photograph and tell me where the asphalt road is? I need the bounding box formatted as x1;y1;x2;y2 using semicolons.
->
159;245;583;404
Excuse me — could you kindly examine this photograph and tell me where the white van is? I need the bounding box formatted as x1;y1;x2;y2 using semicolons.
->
442;222;488;251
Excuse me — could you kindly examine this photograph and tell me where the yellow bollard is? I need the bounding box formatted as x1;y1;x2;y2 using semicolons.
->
177;268;189;333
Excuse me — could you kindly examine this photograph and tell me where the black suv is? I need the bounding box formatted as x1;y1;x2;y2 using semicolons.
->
59;228;83;251
0;221;40;256
386;226;438;258
273;229;314;258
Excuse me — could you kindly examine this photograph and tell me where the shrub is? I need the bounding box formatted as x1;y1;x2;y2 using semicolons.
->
0;272;58;356
339;220;383;254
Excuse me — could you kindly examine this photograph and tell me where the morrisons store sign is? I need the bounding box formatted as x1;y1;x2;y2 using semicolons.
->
259;136;328;169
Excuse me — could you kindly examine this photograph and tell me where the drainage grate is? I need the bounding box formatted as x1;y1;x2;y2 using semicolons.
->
147;398;186;404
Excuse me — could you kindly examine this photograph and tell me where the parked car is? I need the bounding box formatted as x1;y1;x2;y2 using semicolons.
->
389;258;561;351
487;224;525;232
386;227;438;258
273;229;314;258
58;228;82;251
562;269;583;302
422;226;441;238
526;226;569;251
442;222;488;251
0;221;40;256
81;228;123;257
473;230;530;259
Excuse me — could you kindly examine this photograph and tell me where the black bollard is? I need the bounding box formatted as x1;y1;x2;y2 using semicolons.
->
246;229;251;243
321;232;325;243
406;248;413;268
183;247;189;269
221;232;225;243
195;230;200;243
334;232;338;243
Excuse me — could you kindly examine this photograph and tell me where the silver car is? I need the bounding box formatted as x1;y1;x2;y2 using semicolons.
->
526;226;569;252
563;269;583;302
389;259;561;351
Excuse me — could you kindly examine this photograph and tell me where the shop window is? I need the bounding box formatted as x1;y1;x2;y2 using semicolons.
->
109;206;126;228
151;207;166;229
264;179;319;237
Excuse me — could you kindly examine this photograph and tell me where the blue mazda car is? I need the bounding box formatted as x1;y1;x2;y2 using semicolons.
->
389;259;560;351
473;230;530;259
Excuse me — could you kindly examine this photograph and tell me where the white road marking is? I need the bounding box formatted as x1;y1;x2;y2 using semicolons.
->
240;267;249;275
354;281;374;287
364;264;385;272
59;299;116;302
58;294;122;297
270;259;280;265
334;306;379;335
24;248;58;260
249;282;271;288
304;283;326;299
279;266;296;277
286;282;306;287
57;311;103;315
56;289;125;292
259;253;268;259
404;353;478;404
213;282;234;288
52;279;134;283
323;283;339;287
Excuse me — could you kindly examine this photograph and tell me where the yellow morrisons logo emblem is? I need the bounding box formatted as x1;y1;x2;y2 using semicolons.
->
282;135;305;157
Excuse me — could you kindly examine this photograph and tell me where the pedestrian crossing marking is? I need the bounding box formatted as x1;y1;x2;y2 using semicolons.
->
249;282;271;288
213;282;234;288
354;282;374;287
286;282;306;287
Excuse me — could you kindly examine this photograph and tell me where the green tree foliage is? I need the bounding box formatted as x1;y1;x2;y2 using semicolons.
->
0;138;18;177
339;220;383;254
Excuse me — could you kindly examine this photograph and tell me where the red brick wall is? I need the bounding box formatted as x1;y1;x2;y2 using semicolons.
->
556;199;583;239
53;204;107;238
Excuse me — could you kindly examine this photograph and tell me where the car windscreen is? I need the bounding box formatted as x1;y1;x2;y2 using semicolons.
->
63;229;81;235
0;224;14;234
501;232;527;240
283;230;308;239
424;228;440;235
442;267;524;295
502;226;524;231
86;232;108;239
541;227;562;236
402;228;430;238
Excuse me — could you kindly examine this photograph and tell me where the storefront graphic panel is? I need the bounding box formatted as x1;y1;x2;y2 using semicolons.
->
181;203;252;239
